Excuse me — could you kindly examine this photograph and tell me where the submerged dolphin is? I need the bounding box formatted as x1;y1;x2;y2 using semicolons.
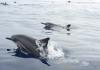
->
41;22;71;31
6;34;50;66
0;2;8;5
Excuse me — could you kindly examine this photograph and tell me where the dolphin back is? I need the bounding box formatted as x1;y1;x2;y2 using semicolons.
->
6;35;39;55
6;35;50;57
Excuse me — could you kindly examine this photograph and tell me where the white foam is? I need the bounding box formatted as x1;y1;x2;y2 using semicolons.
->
47;41;65;59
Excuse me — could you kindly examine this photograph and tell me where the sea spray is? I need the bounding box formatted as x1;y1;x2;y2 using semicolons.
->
47;41;65;59
46;40;67;64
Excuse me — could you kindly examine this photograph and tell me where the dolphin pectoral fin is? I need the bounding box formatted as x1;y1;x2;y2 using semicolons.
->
40;58;50;66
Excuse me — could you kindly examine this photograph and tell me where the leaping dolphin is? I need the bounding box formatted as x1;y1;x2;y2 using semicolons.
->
6;34;50;66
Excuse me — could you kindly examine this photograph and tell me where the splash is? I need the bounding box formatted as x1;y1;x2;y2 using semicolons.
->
46;41;90;66
47;41;65;59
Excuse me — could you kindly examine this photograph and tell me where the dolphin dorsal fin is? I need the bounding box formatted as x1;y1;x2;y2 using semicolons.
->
39;37;50;49
65;24;71;28
40;37;50;43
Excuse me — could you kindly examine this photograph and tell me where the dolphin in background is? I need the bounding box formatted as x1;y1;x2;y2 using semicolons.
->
41;22;71;31
0;2;8;5
6;34;50;66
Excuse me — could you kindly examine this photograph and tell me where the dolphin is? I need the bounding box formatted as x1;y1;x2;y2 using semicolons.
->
6;34;50;66
41;22;71;31
0;2;8;5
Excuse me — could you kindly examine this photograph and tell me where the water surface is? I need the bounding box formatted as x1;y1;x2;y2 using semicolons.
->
0;0;100;70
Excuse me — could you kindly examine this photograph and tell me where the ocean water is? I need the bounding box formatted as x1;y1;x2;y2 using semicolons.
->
0;0;100;70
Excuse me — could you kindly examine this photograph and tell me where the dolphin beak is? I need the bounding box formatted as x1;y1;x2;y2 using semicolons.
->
41;22;46;25
6;37;15;41
6;37;12;40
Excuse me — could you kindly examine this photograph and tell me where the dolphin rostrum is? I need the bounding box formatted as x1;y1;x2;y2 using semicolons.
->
6;34;50;66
